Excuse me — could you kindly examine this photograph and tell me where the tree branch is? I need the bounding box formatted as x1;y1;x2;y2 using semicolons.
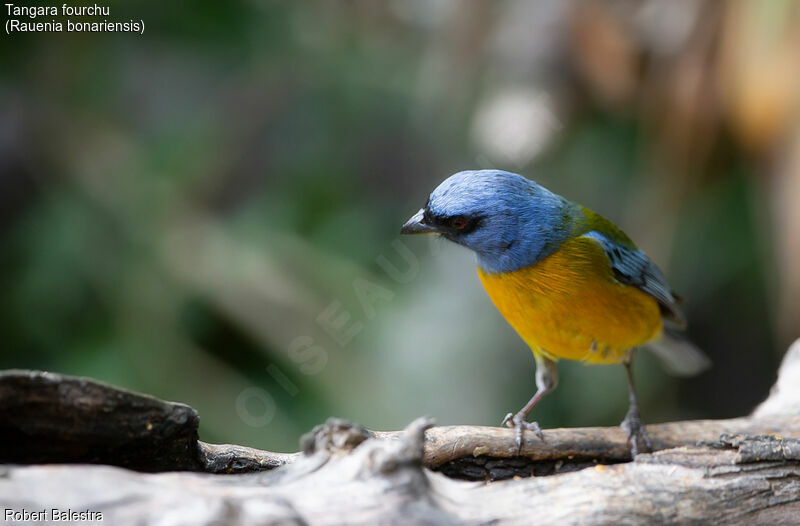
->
1;340;799;524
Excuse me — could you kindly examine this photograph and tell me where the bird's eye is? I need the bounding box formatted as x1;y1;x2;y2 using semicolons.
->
449;217;467;230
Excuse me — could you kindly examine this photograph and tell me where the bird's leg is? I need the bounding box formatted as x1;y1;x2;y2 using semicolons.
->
502;353;558;451
620;351;652;456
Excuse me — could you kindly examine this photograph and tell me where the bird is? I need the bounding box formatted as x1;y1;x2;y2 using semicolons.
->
400;170;709;455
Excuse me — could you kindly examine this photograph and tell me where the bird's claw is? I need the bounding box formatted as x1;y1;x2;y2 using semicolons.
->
621;412;652;457
501;412;544;452
501;412;514;427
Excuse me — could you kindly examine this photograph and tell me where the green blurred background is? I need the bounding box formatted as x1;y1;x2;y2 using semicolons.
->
2;1;800;452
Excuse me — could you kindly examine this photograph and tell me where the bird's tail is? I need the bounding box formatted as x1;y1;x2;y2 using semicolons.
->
646;326;711;377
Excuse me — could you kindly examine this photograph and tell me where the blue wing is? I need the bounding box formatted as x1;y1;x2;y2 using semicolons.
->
582;231;686;328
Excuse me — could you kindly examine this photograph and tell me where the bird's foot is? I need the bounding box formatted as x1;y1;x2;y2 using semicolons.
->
501;412;544;452
620;410;652;457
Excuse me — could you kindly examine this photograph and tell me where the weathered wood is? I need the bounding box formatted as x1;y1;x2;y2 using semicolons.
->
193;414;800;480
1;340;799;524
0;370;201;472
413;415;800;480
2;417;799;525
3;363;798;479
197;442;299;474
0;369;302;474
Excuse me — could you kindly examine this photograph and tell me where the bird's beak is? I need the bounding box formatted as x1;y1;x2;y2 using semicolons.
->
401;209;437;235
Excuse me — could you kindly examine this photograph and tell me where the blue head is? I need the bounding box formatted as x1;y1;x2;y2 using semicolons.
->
401;170;578;273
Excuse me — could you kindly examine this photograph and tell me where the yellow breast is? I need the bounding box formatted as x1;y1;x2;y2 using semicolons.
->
477;236;663;364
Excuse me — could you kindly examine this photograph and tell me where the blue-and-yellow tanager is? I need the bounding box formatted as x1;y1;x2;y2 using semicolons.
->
401;170;709;454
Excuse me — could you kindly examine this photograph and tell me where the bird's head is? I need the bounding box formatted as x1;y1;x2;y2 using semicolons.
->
401;170;577;273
